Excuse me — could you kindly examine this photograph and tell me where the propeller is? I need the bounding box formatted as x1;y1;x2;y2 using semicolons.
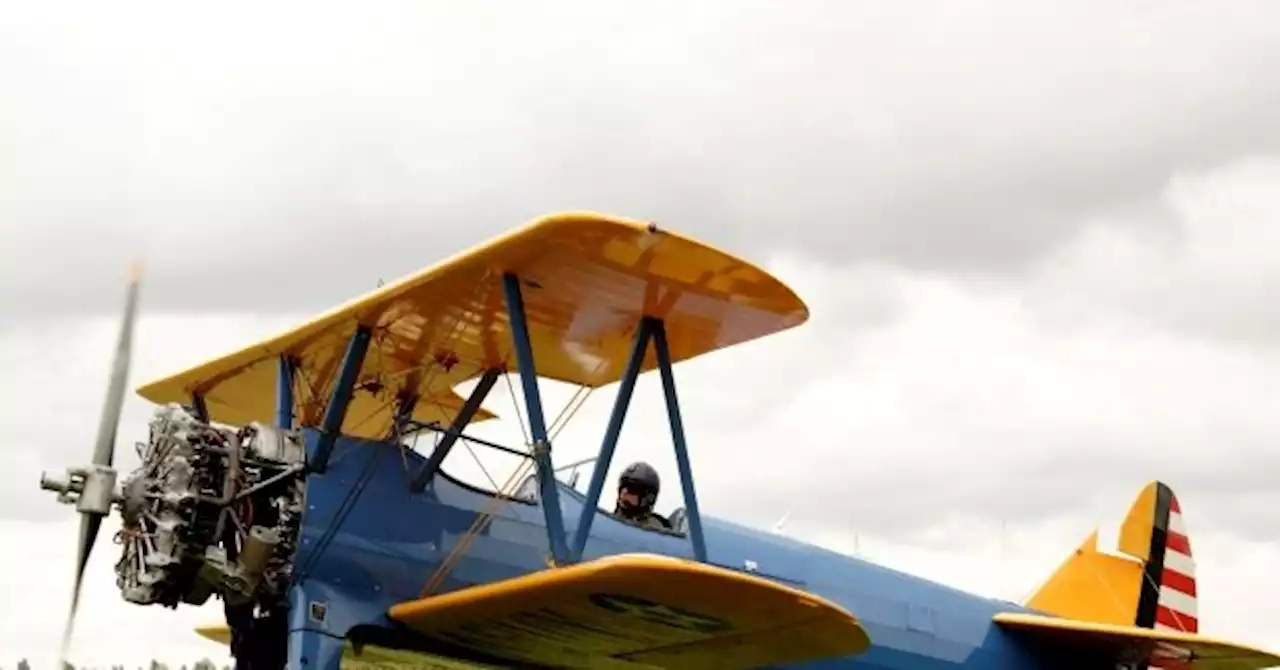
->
39;262;142;666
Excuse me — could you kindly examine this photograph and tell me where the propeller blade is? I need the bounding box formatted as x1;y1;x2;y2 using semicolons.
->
60;512;102;666
91;261;142;467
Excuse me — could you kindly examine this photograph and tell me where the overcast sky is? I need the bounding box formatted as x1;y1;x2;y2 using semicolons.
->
5;0;1280;666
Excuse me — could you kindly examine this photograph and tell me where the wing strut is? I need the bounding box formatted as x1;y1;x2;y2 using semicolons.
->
571;318;653;560
482;269;711;567
409;368;502;493
502;273;571;565
311;326;373;472
568;315;709;562
276;355;297;430
653;317;707;561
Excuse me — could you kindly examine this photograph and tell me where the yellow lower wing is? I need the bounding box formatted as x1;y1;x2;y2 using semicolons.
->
994;613;1280;670
388;553;870;669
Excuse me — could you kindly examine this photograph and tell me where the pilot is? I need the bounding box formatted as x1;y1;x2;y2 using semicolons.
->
614;461;671;531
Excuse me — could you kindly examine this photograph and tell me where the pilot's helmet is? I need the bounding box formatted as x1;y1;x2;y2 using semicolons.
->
619;461;661;511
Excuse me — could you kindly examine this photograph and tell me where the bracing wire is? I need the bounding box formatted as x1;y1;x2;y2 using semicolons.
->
419;379;593;595
413;274;616;596
1139;567;1193;633
549;385;593;441
501;370;532;446
422;456;537;595
462;439;504;493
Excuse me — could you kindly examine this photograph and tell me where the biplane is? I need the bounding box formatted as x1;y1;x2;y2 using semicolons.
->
39;211;1280;669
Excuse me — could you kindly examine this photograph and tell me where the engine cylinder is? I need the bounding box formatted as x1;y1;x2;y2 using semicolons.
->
239;526;281;587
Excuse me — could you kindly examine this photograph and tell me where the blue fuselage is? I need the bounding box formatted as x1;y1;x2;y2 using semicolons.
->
295;433;1049;670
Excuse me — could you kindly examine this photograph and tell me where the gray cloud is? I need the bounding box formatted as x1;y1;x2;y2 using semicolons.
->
6;1;1280;318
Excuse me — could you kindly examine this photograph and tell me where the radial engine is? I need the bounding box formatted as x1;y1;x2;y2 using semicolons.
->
43;403;307;614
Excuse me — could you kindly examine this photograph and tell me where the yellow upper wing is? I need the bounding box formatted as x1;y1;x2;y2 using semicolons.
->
994;613;1280;670
137;212;808;438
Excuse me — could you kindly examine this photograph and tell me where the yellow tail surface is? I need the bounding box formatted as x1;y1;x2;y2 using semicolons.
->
1025;481;1199;632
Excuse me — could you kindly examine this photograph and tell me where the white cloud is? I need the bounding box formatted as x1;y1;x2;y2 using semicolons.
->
1034;156;1280;343
7;0;1280;315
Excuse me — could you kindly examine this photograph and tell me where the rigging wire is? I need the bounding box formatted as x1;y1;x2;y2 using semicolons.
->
420;370;536;595
501;370;532;446
421;456;537;595
411;273;612;596
419;376;594;595
461;439;505;494
549;385;593;441
1139;564;1192;632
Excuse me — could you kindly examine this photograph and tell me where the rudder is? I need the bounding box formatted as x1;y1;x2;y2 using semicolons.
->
1122;482;1198;632
1025;481;1198;633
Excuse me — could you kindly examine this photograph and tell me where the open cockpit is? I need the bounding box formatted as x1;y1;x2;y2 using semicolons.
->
511;470;692;537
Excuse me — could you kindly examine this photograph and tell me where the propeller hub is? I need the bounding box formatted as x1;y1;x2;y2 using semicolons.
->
75;464;118;516
38;465;120;514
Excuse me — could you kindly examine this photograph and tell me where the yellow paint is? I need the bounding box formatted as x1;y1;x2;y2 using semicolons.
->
193;624;229;643
1025;481;1170;626
994;613;1280;670
1024;529;1144;626
388;553;870;669
1117;480;1158;563
137;211;809;439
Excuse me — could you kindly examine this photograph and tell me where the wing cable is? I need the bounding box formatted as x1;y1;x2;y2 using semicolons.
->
418;379;591;596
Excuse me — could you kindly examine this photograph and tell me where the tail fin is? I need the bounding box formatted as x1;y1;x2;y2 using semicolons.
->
1025;481;1198;633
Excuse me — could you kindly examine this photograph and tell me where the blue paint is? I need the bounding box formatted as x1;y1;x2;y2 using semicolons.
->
312;326;372;471
276;355;296;430
570;318;652;561
289;427;1057;670
650;318;708;563
501;273;569;565
285;584;347;670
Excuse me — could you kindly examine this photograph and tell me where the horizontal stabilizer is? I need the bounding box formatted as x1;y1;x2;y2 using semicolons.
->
388;553;870;669
994;612;1280;670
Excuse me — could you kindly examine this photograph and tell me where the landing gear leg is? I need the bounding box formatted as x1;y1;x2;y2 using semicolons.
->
226;601;253;670
281;586;343;670
227;602;288;670
286;627;344;670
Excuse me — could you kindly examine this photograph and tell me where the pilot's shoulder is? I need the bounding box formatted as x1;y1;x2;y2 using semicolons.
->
647;513;672;530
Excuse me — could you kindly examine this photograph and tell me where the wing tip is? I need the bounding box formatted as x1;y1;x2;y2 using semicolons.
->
194;624;230;644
